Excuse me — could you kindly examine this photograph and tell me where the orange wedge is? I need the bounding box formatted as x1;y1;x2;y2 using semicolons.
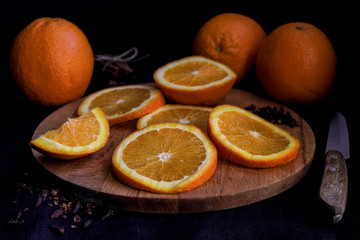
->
208;105;300;168
153;56;236;106
112;123;217;193
136;104;212;134
77;84;165;125
30;107;110;160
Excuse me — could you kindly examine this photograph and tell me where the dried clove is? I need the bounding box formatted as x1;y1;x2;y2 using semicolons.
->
72;200;81;213
50;207;64;219
35;189;49;207
245;105;298;128
35;196;43;208
83;219;92;229
101;209;114;221
49;224;65;235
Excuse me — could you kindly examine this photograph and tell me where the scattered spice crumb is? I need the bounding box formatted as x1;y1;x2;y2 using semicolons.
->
86;203;94;216
11;171;119;236
51;189;59;197
73;215;81;223
8;208;28;225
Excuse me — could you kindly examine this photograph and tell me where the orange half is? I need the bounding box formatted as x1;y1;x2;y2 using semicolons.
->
153;56;236;106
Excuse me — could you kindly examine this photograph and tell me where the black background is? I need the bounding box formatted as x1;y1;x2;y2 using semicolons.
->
1;1;358;239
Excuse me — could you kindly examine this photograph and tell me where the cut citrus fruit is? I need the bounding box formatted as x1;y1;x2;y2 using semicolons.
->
153;56;236;106
208;105;300;168
137;104;212;134
112;123;217;193
30;107;110;160
77;84;165;125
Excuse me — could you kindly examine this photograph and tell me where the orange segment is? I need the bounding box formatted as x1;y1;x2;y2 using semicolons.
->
208;105;299;168
77;84;165;125
154;56;236;106
43;112;100;146
137;104;212;134
112;123;217;193
30;107;110;160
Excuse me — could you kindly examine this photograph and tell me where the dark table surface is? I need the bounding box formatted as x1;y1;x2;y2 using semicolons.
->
1;2;358;239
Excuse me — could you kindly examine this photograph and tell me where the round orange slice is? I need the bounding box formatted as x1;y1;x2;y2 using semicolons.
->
208;105;300;168
112;123;217;193
77;84;165;125
136;104;212;134
30;107;110;160
153;56;237;106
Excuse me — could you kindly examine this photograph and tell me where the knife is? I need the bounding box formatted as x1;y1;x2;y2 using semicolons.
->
319;111;350;223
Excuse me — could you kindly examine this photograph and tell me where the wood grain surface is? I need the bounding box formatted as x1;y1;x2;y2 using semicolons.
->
31;88;316;213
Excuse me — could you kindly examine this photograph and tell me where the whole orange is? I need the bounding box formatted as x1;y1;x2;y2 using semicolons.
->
255;22;337;105
10;17;94;106
193;13;266;83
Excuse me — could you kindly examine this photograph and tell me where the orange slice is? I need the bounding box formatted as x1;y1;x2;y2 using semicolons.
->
112;123;217;193
136;104;212;134
208;105;300;168
153;56;236;106
30;107;110;160
77;84;165;125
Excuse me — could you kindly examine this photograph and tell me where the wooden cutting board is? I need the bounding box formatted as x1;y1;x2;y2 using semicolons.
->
31;88;315;213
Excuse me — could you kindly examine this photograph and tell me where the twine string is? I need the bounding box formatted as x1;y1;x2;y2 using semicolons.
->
94;47;149;74
94;47;140;64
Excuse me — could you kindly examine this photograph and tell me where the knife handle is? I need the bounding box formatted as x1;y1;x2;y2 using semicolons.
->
319;150;348;223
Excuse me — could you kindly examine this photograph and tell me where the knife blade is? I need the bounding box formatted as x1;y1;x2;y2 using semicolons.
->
319;111;350;223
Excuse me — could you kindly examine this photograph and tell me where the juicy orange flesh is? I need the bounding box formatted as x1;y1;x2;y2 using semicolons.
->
43;112;100;147
164;61;228;86
146;109;210;133
89;88;150;116
218;111;290;155
122;128;206;181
